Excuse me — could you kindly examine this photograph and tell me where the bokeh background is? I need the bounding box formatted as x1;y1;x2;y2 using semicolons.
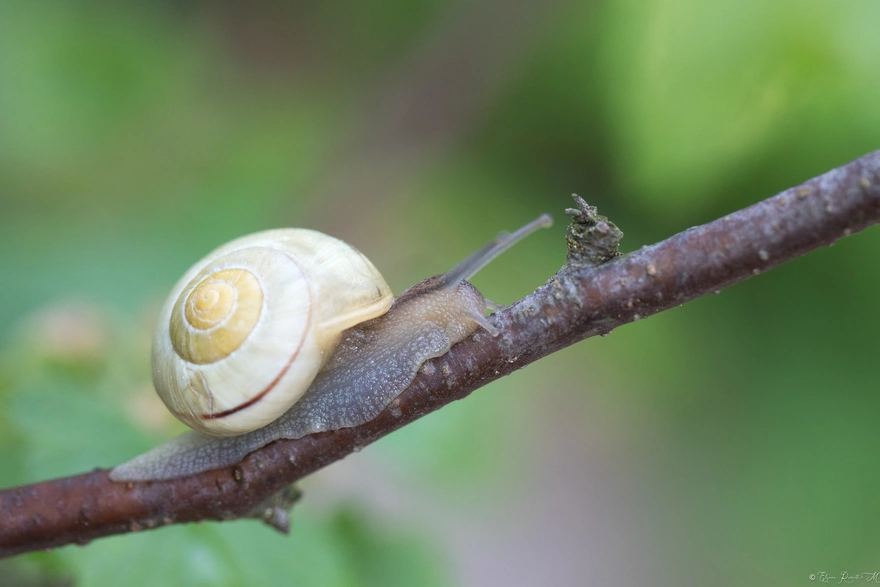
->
2;1;879;585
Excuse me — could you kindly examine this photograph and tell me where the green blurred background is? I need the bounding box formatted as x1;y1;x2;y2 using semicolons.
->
1;1;879;585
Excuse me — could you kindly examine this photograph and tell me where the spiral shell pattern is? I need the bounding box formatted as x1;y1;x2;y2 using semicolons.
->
152;229;393;435
170;268;263;364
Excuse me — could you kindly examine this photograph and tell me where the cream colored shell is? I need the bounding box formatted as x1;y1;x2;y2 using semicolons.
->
152;229;393;436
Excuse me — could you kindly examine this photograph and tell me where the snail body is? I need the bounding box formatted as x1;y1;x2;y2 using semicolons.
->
111;215;551;482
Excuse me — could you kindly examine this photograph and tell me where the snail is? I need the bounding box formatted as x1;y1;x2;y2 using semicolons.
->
111;214;552;482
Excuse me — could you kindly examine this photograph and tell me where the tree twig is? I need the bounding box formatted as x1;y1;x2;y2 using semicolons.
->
1;150;878;558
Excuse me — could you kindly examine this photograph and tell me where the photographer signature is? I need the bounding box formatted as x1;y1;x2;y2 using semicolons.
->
810;572;880;584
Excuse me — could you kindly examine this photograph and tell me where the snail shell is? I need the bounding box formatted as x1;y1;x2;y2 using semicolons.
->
153;229;392;435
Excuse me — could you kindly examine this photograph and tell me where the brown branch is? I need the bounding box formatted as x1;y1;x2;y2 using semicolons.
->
2;150;879;558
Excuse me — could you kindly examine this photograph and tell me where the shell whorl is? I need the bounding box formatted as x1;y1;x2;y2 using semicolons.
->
152;229;393;436
170;268;264;364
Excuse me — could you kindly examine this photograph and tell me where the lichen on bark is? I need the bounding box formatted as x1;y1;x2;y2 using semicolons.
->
564;194;624;267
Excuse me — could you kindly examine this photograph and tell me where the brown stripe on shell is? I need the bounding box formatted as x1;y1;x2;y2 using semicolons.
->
201;250;313;422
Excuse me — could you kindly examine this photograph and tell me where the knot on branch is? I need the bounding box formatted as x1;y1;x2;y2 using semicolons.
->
245;484;302;534
564;194;623;267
